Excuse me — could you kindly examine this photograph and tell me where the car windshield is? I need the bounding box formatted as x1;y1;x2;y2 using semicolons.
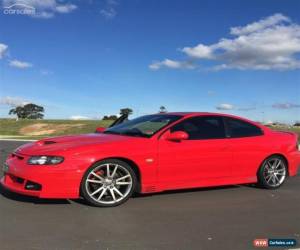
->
104;114;182;138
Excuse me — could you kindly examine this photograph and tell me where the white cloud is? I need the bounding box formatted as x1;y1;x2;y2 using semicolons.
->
100;8;116;19
100;0;118;19
0;96;29;107
55;3;77;13
182;44;213;59
272;102;300;109
0;43;8;59
230;13;290;35
2;0;77;18
216;103;234;110
152;14;300;71
1;43;35;70
9;59;33;69
149;59;195;70
70;115;90;120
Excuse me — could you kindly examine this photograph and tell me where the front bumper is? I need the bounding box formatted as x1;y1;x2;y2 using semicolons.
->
1;153;83;199
1;174;42;197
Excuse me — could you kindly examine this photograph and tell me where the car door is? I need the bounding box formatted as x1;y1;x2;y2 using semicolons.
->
223;117;266;178
158;116;233;189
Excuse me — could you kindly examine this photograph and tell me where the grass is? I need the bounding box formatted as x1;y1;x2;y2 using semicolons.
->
0;118;113;140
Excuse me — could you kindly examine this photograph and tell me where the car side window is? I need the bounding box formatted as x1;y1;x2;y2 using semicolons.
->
225;117;263;138
170;116;226;140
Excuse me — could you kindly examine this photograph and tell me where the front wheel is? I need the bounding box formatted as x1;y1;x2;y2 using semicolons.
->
80;159;137;207
257;155;287;189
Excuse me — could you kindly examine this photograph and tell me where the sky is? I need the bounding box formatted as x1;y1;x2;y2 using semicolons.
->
0;0;299;123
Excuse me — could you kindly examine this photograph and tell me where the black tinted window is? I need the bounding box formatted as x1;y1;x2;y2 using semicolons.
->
104;114;182;138
225;118;263;138
171;116;226;140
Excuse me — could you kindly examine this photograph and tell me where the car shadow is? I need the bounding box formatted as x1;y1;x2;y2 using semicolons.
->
132;184;246;199
0;182;258;206
71;184;248;207
0;184;71;205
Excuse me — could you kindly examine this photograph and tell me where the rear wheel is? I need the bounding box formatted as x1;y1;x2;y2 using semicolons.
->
257;155;287;189
81;159;137;207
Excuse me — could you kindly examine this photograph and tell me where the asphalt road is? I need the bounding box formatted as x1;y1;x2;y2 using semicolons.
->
0;140;299;250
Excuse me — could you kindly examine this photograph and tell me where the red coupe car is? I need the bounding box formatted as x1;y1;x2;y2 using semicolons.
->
1;112;300;207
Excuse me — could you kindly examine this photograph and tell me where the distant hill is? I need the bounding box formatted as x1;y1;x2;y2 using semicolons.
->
0;119;113;140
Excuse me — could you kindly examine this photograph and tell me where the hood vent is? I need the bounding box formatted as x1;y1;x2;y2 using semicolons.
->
43;141;57;145
12;153;24;160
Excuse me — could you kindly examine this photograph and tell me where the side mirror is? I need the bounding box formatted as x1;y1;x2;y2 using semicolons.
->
166;131;189;141
95;127;106;133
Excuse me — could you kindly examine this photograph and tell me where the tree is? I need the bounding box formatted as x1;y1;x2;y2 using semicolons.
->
159;106;167;113
9;103;44;120
103;115;118;120
294;122;300;127
120;108;133;116
9;106;25;120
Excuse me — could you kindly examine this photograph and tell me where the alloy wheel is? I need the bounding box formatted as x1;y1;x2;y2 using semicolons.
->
262;157;286;188
85;163;133;205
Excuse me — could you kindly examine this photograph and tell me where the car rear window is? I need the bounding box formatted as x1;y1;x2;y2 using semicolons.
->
225;117;263;138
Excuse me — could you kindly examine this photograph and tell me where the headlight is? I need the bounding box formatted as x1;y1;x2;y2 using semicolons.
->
28;156;64;165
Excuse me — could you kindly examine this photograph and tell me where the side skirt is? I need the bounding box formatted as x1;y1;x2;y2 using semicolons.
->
141;176;258;194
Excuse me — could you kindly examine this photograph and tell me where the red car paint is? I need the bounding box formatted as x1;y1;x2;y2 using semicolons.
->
1;112;299;199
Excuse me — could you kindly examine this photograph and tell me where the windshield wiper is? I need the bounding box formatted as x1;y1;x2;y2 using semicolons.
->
103;130;122;135
121;130;147;137
104;129;148;137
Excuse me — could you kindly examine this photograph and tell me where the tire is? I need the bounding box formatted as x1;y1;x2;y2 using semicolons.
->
257;155;287;189
80;159;137;207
